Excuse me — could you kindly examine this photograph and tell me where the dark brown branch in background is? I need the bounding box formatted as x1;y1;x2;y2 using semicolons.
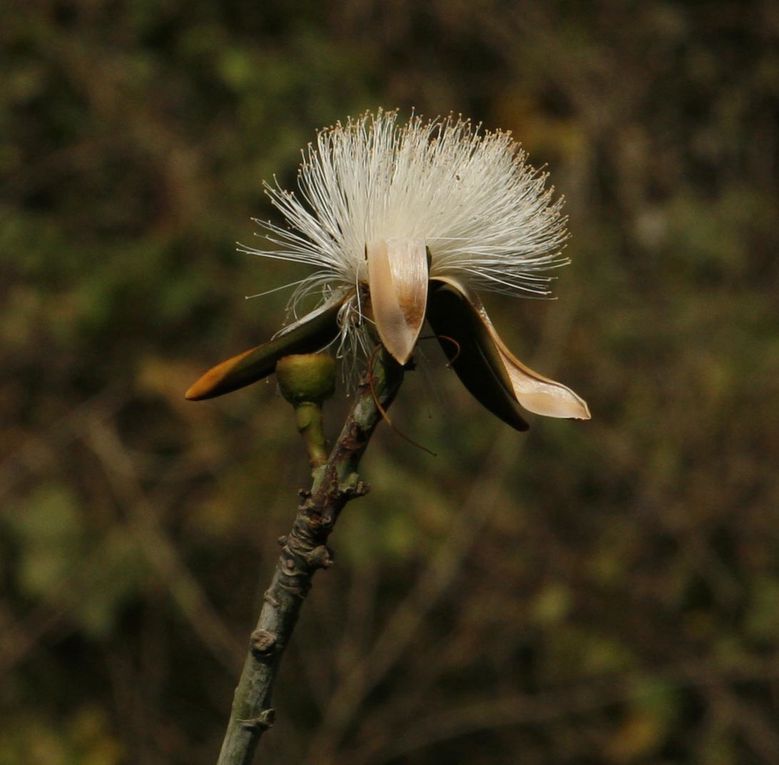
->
216;350;404;765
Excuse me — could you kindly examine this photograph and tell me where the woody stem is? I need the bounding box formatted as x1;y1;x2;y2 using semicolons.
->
215;349;404;765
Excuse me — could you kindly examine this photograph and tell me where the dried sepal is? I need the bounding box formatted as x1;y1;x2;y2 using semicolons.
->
429;277;590;424
427;280;529;431
184;290;347;401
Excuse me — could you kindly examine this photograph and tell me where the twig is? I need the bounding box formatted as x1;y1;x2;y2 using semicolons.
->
215;349;404;765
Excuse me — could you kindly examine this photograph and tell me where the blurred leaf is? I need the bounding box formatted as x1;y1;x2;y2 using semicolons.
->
8;486;84;599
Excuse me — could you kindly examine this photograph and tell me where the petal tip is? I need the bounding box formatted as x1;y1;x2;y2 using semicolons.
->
507;382;591;421
385;343;415;366
184;377;213;401
183;385;201;401
184;354;247;401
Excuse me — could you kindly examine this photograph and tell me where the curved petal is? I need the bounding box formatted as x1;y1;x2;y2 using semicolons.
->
427;280;529;431
430;277;591;421
367;238;428;364
184;290;347;401
490;328;591;420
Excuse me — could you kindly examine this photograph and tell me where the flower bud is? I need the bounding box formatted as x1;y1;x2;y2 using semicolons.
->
275;354;336;405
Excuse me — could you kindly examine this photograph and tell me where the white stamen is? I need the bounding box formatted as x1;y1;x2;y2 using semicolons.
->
241;110;570;356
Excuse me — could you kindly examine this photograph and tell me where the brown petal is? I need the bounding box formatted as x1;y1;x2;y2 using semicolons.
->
430;277;591;422
427;280;529;431
184;290;346;400
366;238;428;364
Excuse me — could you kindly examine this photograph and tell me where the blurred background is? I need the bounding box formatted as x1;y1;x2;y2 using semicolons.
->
2;1;779;763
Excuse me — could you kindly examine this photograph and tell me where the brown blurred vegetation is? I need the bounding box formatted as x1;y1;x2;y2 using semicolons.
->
2;1;779;763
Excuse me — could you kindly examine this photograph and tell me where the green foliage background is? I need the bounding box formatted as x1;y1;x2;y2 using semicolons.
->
2;1;778;763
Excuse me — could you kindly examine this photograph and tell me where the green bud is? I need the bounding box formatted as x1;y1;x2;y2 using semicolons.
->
276;354;336;405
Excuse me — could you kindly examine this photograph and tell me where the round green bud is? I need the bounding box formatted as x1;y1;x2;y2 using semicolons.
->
276;353;336;405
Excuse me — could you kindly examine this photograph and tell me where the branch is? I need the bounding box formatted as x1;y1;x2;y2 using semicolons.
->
216;349;404;765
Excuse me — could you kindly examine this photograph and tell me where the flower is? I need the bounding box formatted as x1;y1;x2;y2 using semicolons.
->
186;110;590;429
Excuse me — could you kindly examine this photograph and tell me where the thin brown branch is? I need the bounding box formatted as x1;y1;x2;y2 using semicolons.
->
215;350;404;765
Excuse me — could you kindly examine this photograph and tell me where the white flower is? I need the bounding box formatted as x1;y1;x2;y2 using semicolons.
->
188;110;589;428
244;112;566;346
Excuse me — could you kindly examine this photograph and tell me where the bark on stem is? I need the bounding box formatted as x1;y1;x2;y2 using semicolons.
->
216;350;404;765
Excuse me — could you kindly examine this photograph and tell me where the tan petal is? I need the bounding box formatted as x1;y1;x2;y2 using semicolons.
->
432;277;590;420
366;238;428;364
494;341;591;420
